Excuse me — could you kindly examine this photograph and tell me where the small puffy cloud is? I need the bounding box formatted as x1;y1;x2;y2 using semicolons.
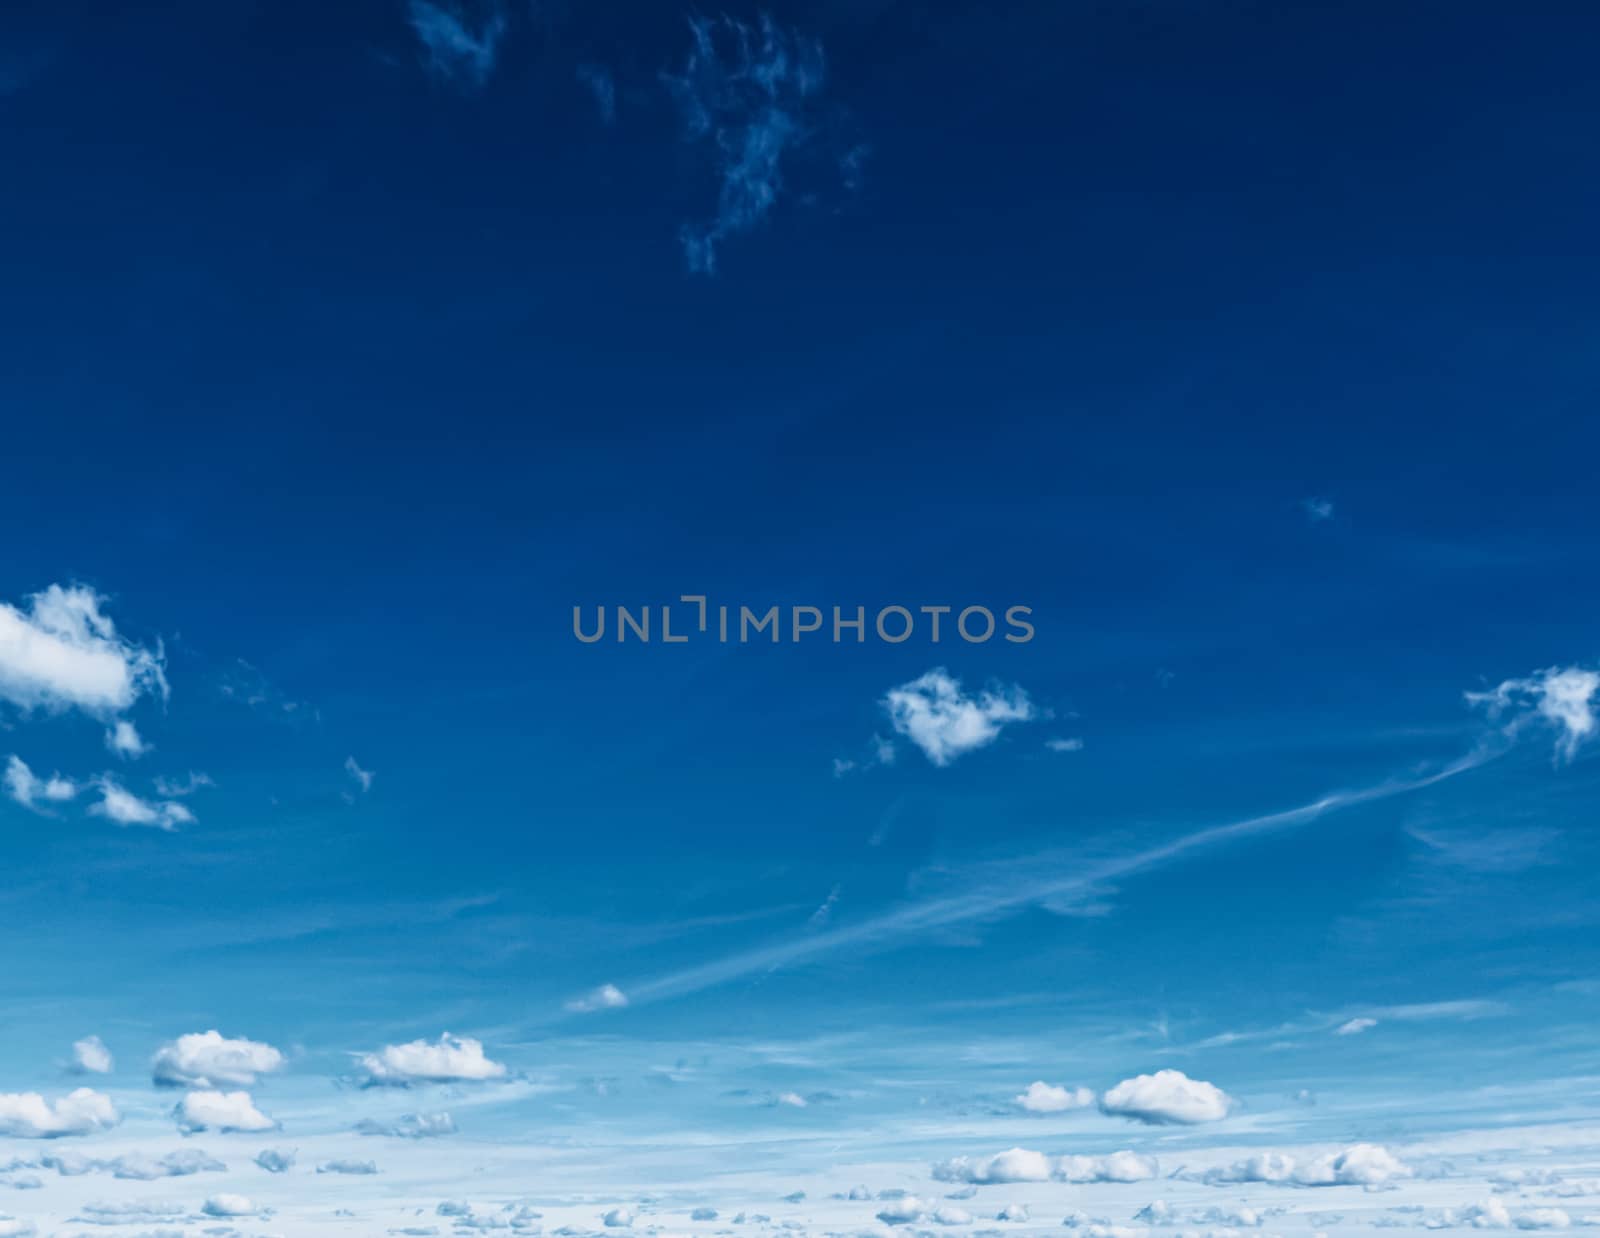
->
69;1036;112;1075
0;1218;33;1237
603;1206;635;1227
934;1148;1053;1184
345;755;374;793
356;1033;507;1086
1468;665;1600;763
775;1091;808;1108
107;1148;224;1179
1514;1209;1571;1230
0;583;167;717
0;1089;118;1138
565;983;628;1014
318;1158;379;1174
254;1147;296;1173
88;778;193;831
3;755;77;811
1100;1070;1233;1125
1015;1081;1095;1113
406;0;505;90
1291;1145;1412;1188
1046;737;1085;753
877;1196;926;1224
999;1204;1030;1222
356;1111;456;1138
175;1089;276;1134
1335;1017;1378;1036
932;1206;973;1225
1056;1152;1160;1183
202;1193;257;1217
883;668;1036;766
152;1030;285;1088
1201;1152;1298;1185
104;719;150;758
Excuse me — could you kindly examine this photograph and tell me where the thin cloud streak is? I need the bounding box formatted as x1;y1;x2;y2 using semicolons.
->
621;746;1501;1007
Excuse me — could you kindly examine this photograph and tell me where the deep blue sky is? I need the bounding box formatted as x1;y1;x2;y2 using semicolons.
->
1;2;1598;1232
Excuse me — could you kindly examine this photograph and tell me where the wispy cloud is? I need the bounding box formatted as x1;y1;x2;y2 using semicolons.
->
4;754;78;812
578;63;616;124
663;15;827;273
1467;664;1599;763
87;777;193;831
407;0;507;91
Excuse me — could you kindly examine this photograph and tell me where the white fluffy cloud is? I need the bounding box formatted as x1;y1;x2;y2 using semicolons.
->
104;719;150;758
3;755;77;812
356;1033;507;1086
933;1148;1054;1184
876;1196;926;1224
69;1036;112;1075
1468;665;1600;762
1100;1069;1233;1125
565;983;629;1013
0;584;167;717
1200;1144;1411;1188
151;1030;285;1088
1057;1151;1161;1183
0;1089;118;1138
175;1089;276;1133
202;1193;257;1217
882;668;1036;766
88;777;193;831
1015;1081;1095;1113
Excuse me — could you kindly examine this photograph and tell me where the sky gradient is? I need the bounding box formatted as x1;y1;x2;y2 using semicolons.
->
2;1;1599;1235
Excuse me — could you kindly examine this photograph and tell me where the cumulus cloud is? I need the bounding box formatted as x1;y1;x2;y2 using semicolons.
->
103;1148;225;1179
0;1089;118;1138
175;1089;276;1134
1057;1152;1161;1183
663;14;832;273
356;1033;507;1086
406;0;505;90
1015;1081;1095;1113
202;1193;256;1217
151;1030;285;1088
87;777;193;831
565;983;628;1013
933;1148;1053;1184
356;1111;457;1138
104;719;150;758
603;1205;635;1227
1200;1144;1411;1188
0;583;167;717
882;668;1036;766
1100;1070;1233;1125
876;1196;926;1224
68;1036;112;1075
1336;1017;1378;1036
254;1147;295;1173
318;1158;379;1174
3;755;77;812
1468;665;1600;762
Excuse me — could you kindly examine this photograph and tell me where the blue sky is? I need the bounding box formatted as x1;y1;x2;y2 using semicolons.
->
2;1;1600;1234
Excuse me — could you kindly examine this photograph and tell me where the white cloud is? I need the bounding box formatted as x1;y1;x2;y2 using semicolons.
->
1468;665;1600;762
175;1089;276;1133
151;1030;285;1088
104;719;150;758
877;1196;926;1224
882;668;1036;766
255;1147;296;1172
1515;1209;1572;1230
663;15;830;274
87;777;193;831
356;1111;457;1138
1056;1151;1160;1183
0;1089;118;1138
0;583;167;717
1046;737;1085;752
345;754;374;793
998;1204;1030;1222
357;1033;507;1086
406;0;505;90
1100;1070;1233;1125
152;770;213;797
319;1158;379;1174
3;755;77;812
1265;1144;1412;1187
932;1206;973;1225
68;1036;112;1075
603;1206;635;1227
776;1091;808;1108
1335;1017;1378;1036
933;1148;1053;1184
565;983;629;1014
1201;1152;1298;1185
1015;1081;1095;1113
202;1193;257;1217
